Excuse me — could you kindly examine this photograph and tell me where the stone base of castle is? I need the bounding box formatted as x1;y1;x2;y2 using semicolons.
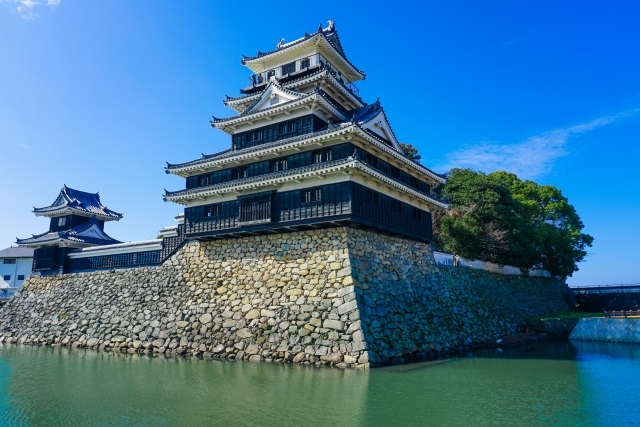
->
0;227;569;368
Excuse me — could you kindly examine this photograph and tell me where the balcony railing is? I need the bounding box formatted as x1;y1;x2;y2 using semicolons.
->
246;53;359;98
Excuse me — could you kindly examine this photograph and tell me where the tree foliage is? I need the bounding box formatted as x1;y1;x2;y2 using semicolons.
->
399;143;421;162
433;169;593;277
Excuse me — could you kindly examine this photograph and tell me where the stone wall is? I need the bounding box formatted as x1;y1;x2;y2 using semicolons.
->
570;318;640;343
0;227;570;368
347;230;569;364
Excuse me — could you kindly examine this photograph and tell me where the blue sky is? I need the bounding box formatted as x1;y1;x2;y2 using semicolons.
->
1;1;639;287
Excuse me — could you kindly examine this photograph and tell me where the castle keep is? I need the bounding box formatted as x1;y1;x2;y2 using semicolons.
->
164;22;447;242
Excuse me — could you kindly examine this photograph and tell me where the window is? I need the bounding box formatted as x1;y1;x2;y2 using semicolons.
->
300;57;310;69
313;148;332;164
232;166;248;180
391;200;403;213
270;159;287;172
238;193;272;225
412;208;422;221
281;61;296;76
3;259;16;265
204;204;219;218
58;217;66;227
17;275;25;281
266;69;275;80
2;275;9;281
279;121;288;135
302;188;322;203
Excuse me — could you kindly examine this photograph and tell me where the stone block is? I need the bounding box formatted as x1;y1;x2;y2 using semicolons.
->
245;309;260;320
322;319;345;331
338;300;358;315
236;329;253;339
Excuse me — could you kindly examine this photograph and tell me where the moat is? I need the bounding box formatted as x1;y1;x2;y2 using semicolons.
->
1;340;639;426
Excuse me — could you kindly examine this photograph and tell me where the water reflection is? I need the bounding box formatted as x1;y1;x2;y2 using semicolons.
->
0;346;369;426
571;341;640;427
0;342;639;426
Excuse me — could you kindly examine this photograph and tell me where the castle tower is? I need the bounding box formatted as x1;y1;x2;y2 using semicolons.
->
164;23;446;241
17;185;122;274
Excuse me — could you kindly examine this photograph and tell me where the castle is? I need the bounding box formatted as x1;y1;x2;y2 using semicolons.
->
5;24;569;368
19;22;447;274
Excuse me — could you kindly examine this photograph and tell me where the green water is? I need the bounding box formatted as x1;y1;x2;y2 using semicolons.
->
0;340;639;426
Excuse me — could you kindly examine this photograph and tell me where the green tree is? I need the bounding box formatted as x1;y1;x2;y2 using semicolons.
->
491;171;594;277
433;169;534;269
399;143;421;162
433;169;593;277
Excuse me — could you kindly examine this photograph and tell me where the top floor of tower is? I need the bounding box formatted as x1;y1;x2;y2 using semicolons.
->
238;21;364;98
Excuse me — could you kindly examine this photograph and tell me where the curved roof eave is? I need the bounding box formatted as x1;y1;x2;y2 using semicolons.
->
211;91;347;132
241;28;365;82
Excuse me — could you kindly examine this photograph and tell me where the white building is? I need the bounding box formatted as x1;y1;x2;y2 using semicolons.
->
0;246;34;290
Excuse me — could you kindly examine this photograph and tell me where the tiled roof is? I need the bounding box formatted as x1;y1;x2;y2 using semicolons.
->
165;157;356;201
0;247;34;258
166;123;348;170
16;217;121;247
33;185;123;220
241;24;364;79
211;88;347;127
349;99;382;123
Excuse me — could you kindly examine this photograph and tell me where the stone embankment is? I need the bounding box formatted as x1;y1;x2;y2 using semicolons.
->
570;318;640;343
0;227;570;368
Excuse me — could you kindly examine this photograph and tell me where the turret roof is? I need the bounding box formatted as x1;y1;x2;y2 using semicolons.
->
226;66;364;113
210;87;348;131
241;23;365;82
16;217;122;248
33;185;123;221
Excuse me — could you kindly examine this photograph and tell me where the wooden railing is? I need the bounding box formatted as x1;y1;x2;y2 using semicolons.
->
605;310;640;318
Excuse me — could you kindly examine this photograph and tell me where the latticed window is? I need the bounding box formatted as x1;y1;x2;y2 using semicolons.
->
300;57;310;69
313;148;332;164
238;192;272;225
279;122;288;134
270;159;287;172
204;204;219;217
281;61;296;75
302;187;322;203
232;166;248;180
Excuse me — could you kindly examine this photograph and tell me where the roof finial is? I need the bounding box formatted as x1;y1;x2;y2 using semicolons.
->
327;19;334;31
276;38;285;50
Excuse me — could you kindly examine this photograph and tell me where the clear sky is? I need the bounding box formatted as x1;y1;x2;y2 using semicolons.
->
1;1;639;287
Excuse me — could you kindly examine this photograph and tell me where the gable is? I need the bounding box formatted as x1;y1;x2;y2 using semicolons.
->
359;110;403;153
74;224;111;240
244;83;305;115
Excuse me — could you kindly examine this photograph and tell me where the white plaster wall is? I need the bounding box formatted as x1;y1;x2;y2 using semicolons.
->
0;258;33;288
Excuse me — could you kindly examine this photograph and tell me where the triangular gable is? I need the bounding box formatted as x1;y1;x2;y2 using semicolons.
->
51;189;71;208
358;110;403;153
243;81;305;115
72;223;113;241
